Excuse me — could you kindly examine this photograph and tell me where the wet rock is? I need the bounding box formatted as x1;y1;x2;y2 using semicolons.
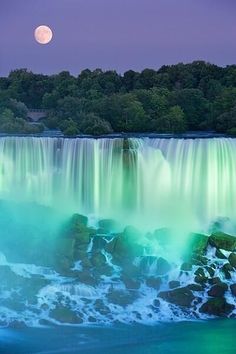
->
230;284;236;296
215;249;227;259
158;287;195;307
208;283;228;297
189;233;208;254
209;232;236;252
221;263;233;279
228;253;236;268
122;276;140;290
205;266;215;278
71;214;88;227
98;219;116;233
199;298;234;317
91;252;107;268
146;277;162;290
208;277;222;285
181;263;192;272
187;284;204;292
77;271;97;286
156;257;171;276
50;306;83;324
194;268;208;284
94;299;110;315
152;228;172;246
190;254;208;266
107;289;137;307
106;228;143;261
153;299;161;308
169;281;180;289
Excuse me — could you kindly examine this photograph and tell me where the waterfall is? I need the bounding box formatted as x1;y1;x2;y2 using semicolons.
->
0;136;236;232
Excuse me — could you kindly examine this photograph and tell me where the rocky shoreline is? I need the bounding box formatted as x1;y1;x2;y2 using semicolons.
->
0;213;236;326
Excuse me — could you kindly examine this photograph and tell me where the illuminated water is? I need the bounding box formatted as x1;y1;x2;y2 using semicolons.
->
0;137;236;232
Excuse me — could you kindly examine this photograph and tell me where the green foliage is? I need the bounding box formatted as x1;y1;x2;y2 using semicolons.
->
1;62;236;135
0;108;43;134
79;113;113;135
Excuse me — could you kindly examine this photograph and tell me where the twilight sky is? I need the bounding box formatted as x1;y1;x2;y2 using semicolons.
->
1;0;236;76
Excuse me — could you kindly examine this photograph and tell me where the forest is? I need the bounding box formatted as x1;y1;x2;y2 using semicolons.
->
1;61;236;136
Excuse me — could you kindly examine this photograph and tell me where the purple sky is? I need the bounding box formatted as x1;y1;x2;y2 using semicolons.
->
1;0;236;76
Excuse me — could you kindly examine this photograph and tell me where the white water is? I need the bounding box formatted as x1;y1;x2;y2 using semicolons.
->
0;137;236;232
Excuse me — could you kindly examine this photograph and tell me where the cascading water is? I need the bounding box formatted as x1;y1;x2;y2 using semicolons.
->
0;137;236;231
0;136;236;326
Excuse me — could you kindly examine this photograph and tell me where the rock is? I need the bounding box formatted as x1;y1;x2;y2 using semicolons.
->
221;263;233;279
169;281;180;289
215;249;227;259
94;300;110;316
91;252;107;268
181;263;192;271
208;283;228;297
156;257;171;276
189;233;208;254
153;299;161;307
107;289;137;307
190;254;208;266
199;298;234;317
152;228;172;246
77;271;96;286
122;276;140;290
158;287;195;307
146;277;162;290
205;266;215;277
208;277;222;285
71;214;88;227
230;284;236;296
228;253;236;268
98;219;116;233
187;284;204;292
106;229;143;261
50;306;83;324
209;232;236;252
194;268;208;284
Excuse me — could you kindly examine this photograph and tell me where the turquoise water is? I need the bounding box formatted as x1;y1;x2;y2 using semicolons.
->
0;320;235;354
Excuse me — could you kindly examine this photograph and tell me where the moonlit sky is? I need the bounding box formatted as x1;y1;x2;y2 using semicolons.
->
0;0;236;76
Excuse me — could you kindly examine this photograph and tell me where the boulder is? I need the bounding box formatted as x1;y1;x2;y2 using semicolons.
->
209;232;236;252
50;306;83;324
98;219;116;233
221;263;234;279
205;266;215;277
194;268;208;284
228;253;236;268
122;276;140;290
105;228;143;261
156;257;171;276
181;262;192;272
158;287;195;307
188;233;208;254
70;214;88;227
169;280;180;289
187;284;204;292
208;283;228;297
146;277;162;290
199;298;234;317
107;289;137;307
215;249;227;259
91;252;107;268
230;284;236;296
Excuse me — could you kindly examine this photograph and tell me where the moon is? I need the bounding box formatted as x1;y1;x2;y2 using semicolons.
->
34;25;53;45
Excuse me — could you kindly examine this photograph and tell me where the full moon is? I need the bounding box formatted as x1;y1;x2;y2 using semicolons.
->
34;25;53;45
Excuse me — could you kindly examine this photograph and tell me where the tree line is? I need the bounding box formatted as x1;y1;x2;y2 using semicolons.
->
1;61;236;135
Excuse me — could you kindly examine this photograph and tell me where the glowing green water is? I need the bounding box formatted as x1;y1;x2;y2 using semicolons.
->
0;137;236;234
